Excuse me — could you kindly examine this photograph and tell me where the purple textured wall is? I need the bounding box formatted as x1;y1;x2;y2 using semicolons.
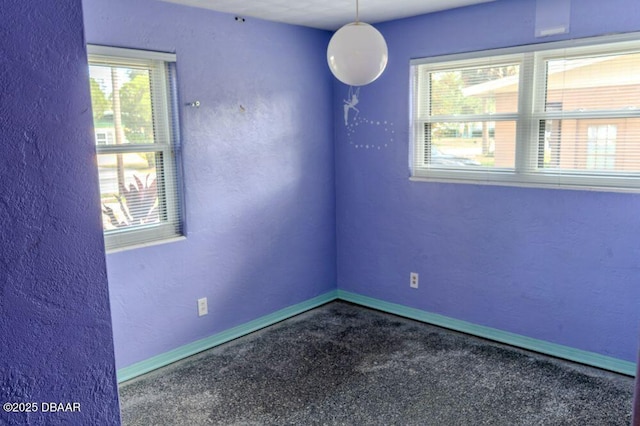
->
0;0;120;424
82;0;335;369
336;0;640;364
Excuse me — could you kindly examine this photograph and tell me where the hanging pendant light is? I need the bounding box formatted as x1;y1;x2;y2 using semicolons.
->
327;0;388;86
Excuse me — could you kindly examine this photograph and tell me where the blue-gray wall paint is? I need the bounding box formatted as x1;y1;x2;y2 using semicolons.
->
335;0;640;365
0;0;121;424
82;0;336;369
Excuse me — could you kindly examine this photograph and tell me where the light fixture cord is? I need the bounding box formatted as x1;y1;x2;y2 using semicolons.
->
356;0;359;23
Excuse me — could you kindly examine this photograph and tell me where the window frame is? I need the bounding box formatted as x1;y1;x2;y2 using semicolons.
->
410;32;640;193
87;45;184;252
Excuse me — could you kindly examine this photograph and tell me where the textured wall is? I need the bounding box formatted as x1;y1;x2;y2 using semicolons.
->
0;0;121;424
82;0;335;369
335;0;640;364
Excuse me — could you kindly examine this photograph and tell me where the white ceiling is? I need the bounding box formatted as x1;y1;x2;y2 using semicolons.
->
159;0;496;31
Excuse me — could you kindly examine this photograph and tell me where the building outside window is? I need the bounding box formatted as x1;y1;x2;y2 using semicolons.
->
95;129;115;146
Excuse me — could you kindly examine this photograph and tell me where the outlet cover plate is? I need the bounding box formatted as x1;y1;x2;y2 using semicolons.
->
410;272;419;289
198;297;208;316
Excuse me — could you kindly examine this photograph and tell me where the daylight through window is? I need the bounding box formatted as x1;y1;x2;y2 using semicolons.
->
411;33;640;191
87;46;183;251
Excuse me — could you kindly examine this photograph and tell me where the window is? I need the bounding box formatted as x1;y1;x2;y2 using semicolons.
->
587;125;617;170
87;46;183;251
95;131;115;146
411;33;640;191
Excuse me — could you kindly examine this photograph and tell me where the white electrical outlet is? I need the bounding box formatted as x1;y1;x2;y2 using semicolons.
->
197;297;208;316
410;272;419;289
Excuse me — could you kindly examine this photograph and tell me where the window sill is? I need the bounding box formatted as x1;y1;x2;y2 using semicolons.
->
409;174;640;194
106;235;187;255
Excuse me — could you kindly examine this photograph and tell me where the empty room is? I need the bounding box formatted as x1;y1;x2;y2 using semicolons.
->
3;0;640;424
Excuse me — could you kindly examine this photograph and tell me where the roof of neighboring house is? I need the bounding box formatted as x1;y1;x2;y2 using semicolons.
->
461;56;621;97
94;112;114;129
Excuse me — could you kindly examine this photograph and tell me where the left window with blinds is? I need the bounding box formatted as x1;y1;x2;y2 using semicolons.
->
87;45;183;251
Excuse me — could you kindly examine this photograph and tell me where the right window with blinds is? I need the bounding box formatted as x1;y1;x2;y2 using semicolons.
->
411;34;640;191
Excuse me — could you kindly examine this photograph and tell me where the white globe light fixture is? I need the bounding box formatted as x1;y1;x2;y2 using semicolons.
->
327;0;388;86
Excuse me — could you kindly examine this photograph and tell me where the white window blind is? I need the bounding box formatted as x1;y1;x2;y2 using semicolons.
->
87;45;183;251
411;33;640;192
414;54;523;173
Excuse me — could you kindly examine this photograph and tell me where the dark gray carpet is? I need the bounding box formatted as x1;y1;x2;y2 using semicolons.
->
119;301;634;425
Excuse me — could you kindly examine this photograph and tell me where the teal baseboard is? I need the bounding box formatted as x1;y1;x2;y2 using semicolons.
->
338;290;637;377
117;290;339;383
117;288;636;383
